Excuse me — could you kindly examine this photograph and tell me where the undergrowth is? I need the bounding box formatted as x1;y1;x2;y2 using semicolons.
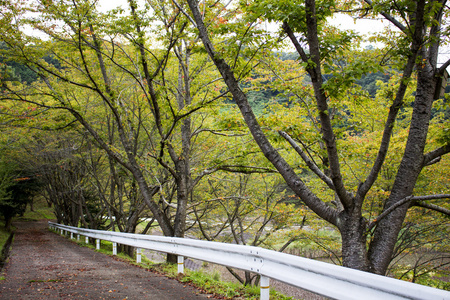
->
17;198;54;221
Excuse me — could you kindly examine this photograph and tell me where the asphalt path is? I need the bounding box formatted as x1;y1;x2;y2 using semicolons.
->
0;220;215;299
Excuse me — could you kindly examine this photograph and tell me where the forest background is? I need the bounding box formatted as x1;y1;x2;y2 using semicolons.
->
0;0;449;291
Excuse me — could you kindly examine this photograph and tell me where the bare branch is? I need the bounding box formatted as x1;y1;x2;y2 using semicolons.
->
278;236;301;253
193;128;248;137
363;0;407;31
368;194;450;232
279;130;335;190
423;156;441;167
217;165;277;174
438;58;450;74
281;22;309;63
413;201;450;216
422;143;450;167
411;194;450;201
171;0;197;27
367;196;414;232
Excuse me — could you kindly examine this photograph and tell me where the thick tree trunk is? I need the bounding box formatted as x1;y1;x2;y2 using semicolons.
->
338;210;370;271
368;61;437;275
166;253;177;264
173;165;188;238
172;119;191;239
118;244;135;258
172;48;193;239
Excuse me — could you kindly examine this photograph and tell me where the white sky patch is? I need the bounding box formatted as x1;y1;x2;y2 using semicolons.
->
329;13;450;67
328;14;391;35
98;0;127;11
327;13;394;50
98;0;146;12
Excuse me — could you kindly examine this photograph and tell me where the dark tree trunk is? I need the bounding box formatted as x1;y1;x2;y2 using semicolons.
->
338;210;370;271
368;57;437;275
4;216;13;232
166;253;177;264
118;244;135;259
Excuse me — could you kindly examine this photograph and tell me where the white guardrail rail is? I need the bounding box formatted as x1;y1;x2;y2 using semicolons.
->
48;222;450;300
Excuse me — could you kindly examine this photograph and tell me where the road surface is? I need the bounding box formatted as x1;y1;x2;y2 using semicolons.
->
0;220;215;299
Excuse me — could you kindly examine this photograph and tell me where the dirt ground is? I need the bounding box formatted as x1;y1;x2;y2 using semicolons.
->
0;220;216;299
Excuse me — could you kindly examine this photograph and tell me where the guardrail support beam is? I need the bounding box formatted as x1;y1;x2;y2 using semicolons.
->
260;276;270;300
136;248;142;263
177;256;184;274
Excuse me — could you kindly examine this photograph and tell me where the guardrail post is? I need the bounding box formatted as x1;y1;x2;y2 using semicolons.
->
60;229;63;235
77;234;80;241
96;239;100;250
177;256;184;274
85;236;89;244
70;232;73;239
113;242;117;255
260;276;270;300
136;248;141;263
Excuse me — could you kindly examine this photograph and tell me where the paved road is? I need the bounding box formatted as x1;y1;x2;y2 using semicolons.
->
0;221;213;299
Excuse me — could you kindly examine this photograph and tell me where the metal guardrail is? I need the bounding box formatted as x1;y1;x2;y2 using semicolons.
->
48;222;450;300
